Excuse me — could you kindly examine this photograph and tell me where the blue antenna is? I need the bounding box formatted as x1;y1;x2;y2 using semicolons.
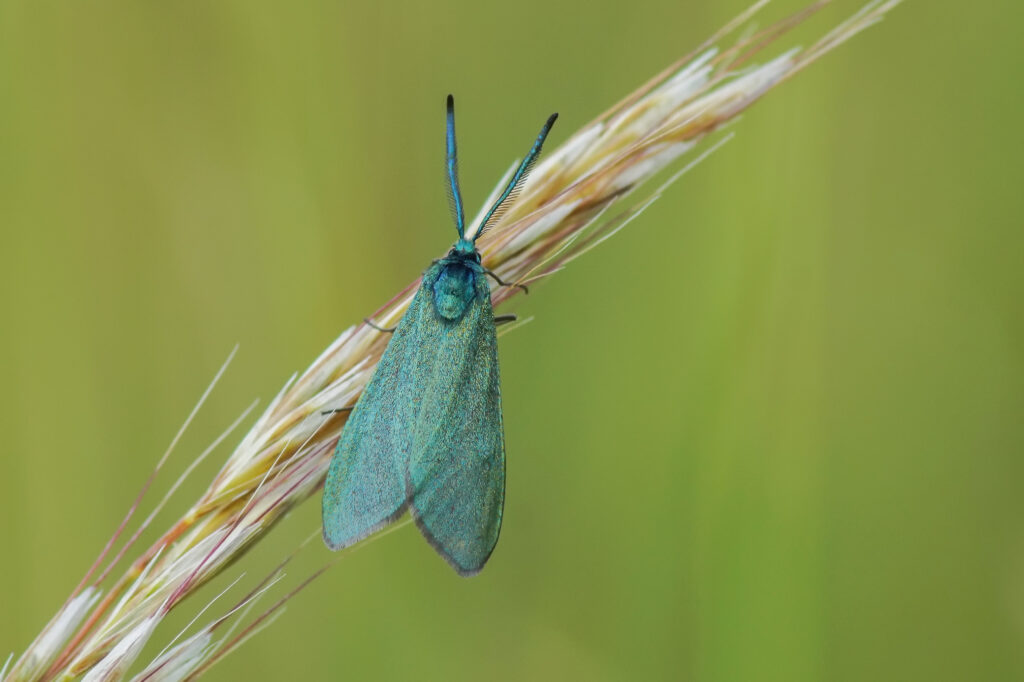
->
446;94;465;238
473;109;559;239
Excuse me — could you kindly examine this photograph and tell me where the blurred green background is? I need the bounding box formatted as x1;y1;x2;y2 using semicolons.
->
1;1;1021;680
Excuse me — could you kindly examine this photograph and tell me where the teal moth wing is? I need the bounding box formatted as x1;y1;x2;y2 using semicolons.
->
322;261;505;573
406;264;505;576
321;286;428;550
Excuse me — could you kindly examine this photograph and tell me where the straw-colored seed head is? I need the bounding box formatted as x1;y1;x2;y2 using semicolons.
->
5;2;901;680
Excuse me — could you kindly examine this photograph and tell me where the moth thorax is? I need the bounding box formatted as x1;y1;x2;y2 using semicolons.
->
432;263;477;321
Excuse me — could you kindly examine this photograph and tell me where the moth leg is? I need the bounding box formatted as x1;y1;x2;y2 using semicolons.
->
484;269;528;294
494;314;518;327
320;406;354;416
364;317;397;333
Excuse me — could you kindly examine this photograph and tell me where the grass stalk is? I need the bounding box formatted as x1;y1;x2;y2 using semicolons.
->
4;2;901;679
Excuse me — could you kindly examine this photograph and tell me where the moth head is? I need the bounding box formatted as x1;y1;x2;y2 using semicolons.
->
452;238;479;260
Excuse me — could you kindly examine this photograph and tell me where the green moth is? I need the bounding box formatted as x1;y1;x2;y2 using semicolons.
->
322;95;557;576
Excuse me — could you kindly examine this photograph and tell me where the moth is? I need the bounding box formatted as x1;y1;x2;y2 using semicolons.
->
322;95;557;575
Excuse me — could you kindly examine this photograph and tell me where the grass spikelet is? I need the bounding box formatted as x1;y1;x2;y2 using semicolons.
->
5;2;901;679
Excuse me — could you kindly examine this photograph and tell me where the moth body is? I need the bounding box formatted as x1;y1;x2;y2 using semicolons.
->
322;95;557;575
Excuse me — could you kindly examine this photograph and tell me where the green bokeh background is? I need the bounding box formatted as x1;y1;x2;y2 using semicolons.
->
1;1;1021;680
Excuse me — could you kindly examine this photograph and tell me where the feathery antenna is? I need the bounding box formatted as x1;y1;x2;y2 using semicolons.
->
472;110;558;240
